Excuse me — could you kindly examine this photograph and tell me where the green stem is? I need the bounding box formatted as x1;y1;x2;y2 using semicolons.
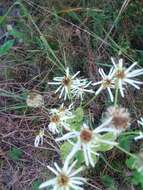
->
114;80;119;107
116;145;136;158
83;94;97;108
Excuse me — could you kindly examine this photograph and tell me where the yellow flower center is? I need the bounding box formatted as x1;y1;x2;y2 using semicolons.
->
57;174;69;187
102;79;112;88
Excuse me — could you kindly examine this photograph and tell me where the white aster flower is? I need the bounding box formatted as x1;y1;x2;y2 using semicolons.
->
71;80;94;100
138;117;143;127
98;106;131;135
34;129;44;147
48;67;80;100
111;57;143;97
48;105;74;134
39;159;86;190
26;92;44;108
92;67;115;102
56;123;117;167
134;132;143;141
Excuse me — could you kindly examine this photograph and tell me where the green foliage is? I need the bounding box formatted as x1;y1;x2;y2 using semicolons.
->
60;141;73;160
95;132;117;152
126;156;143;188
32;179;42;190
8;147;23;161
119;135;134;151
69;107;84;131
0;40;14;56
101;175;117;190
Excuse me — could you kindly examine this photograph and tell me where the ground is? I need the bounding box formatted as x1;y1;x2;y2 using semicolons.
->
0;0;143;190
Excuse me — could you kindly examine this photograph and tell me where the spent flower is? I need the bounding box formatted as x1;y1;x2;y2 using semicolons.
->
99;106;131;135
26;92;44;108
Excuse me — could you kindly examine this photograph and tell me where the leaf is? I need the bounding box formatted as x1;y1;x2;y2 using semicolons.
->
101;175;117;190
8;147;23;161
32;179;42;190
119;135;134;151
69;107;84;131
0;40;14;56
132;171;143;187
9;29;23;39
126;156;137;170
60;141;73;160
95;132;117;152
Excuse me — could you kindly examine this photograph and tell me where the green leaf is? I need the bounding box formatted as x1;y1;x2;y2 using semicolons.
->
60;141;73;160
132;171;143;187
101;175;117;190
8;147;23;161
95;132;117;152
32;179;42;190
126;156;137;170
0;40;14;56
69;107;84;131
119;135;134;151
75;150;84;167
9;29;23;39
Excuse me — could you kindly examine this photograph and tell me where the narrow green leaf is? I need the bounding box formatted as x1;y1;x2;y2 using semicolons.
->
0;40;14;56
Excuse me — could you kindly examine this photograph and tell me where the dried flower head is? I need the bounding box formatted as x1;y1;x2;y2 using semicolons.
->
26;92;44;108
101;106;131;135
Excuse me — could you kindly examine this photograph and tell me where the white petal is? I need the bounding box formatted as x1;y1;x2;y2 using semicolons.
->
47;165;59;175
125;62;137;74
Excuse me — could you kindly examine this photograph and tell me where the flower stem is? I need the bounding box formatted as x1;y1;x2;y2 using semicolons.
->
115;145;136;158
83;94;97;108
114;80;119;107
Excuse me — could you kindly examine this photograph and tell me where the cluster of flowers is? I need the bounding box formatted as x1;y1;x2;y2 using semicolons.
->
26;58;143;190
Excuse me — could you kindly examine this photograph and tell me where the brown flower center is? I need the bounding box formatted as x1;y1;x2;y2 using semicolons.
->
57;174;69;187
112;116;128;129
50;115;60;123
62;76;71;86
116;70;125;79
80;129;93;143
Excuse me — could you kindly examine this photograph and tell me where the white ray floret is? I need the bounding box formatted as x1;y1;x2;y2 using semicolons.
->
56;123;117;167
92;67;115;102
39;159;86;190
111;58;143;97
138;117;143;127
34;129;44;147
134;132;143;141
